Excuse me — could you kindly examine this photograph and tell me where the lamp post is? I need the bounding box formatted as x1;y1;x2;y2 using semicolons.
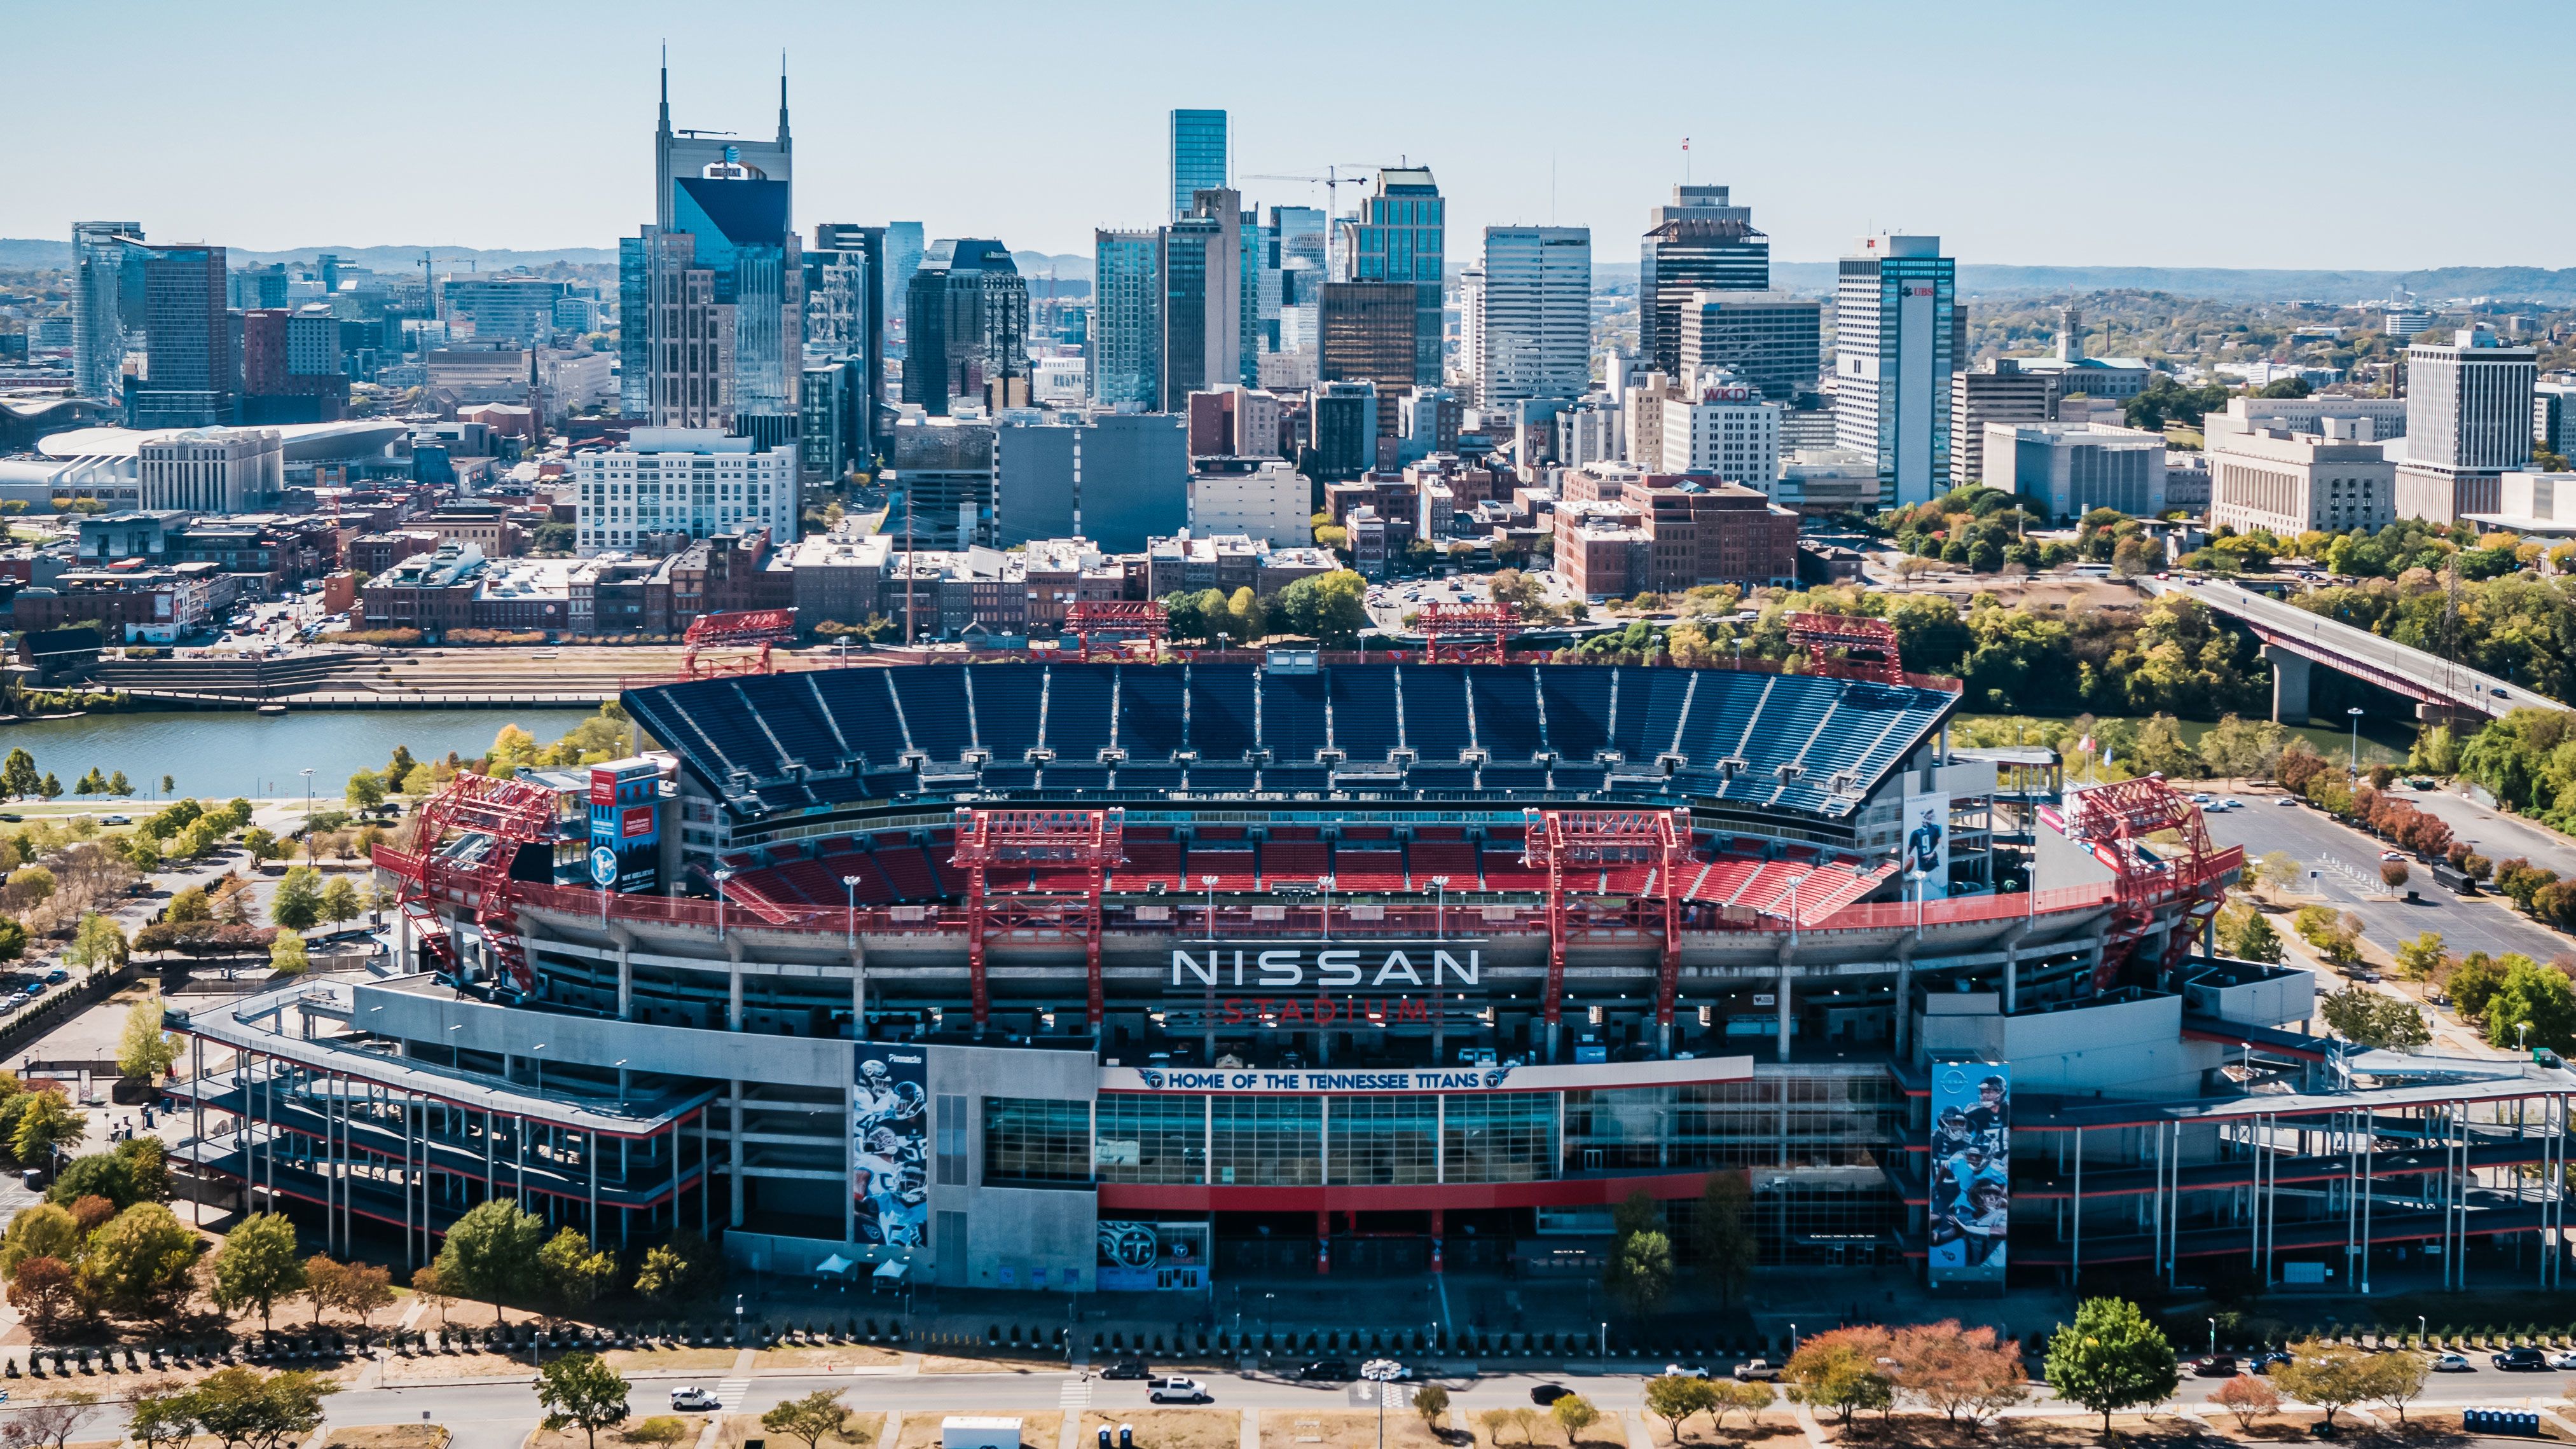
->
2347;706;2365;777
1430;875;1449;937
713;868;736;942
529;1043;546;1095
2208;1317;2217;1356
1319;876;1335;939
300;768;316;863
1202;874;1219;942
843;875;864;950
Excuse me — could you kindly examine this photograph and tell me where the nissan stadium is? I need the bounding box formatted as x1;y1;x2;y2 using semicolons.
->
160;614;2576;1303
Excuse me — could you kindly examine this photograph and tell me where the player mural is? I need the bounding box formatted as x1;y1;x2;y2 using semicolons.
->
1925;1061;2008;1284
850;1046;929;1250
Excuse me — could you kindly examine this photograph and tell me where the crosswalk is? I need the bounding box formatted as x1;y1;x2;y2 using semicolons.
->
1059;1377;1092;1409
715;1380;752;1410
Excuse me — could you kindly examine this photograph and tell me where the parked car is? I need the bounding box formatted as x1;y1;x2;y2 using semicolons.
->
2380;849;2406;862
1298;1360;1354;1382
2249;1350;2293;1375
1150;1377;1212;1404
2547;1349;2576;1370
2220;799;2244;810
1360;1359;1412;1380
42;970;67;985
2432;1352;2474;1373
2276;795;2299;806
670;1388;722;1411
1661;1363;1710;1379
1101;1359;1150;1380
1732;1359;1782;1382
2190;793;2212;804
2191;1355;2240;1378
2493;1347;2548;1371
1529;1385;1572;1406
101;815;130;827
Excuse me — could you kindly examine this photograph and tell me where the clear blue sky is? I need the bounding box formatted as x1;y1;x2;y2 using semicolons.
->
11;1;2567;271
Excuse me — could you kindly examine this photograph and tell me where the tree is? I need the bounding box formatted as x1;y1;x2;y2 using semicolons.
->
127;1385;199;1449
2394;931;2448;981
345;771;387;813
2381;859;2410;889
40;773;64;800
1642;1377;1715;1442
6;1392;102;1449
1887;1321;2028;1427
2210;1373;2278;1431
410;1264;453;1325
1691;1170;1758;1305
270;867;323;930
184;1368;338;1449
78;1202;199;1321
6;1256;75;1329
2270;1340;2373;1431
118;995;180;1082
318;877;361;931
632;1230;716;1307
539;1226;617;1317
165;885;212;923
1548;1394;1600;1447
2;750;38;801
1781;1329;1894;1425
2042;1297;2177;1434
106;772;130;797
537;1352;633;1449
307;1256;393;1340
210;1213;307;1333
435;1198;543;1322
67;913;126;980
11;1089;84;1167
268;929;307;976
2483;958;2576;1054
0;1203;82;1281
1413;1383;1450;1432
48;1139;169;1210
625;1420;690;1449
2320;987;2430;1052
2364;1349;2428;1424
2228;910;2283;963
1604;1228;1673;1317
761;1390;850;1449
1704;1382;1772;1434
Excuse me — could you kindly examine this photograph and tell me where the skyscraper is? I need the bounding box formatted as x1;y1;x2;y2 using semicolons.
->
808;223;888;467
883;222;925;342
654;55;790;231
1337;168;1445;386
904;240;1029;416
1638;186;1769;377
128;244;236;429
71;222;141;402
1161;188;1241;412
1473;226;1592;406
1675;290;1822;406
1169;109;1227;222
1834;233;1957;507
2395;324;2538;523
1091;229;1163;408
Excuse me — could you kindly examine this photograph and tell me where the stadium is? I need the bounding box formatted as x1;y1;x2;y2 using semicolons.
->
155;613;2576;1304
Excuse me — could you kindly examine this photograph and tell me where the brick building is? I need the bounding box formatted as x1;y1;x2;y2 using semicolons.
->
1553;476;1796;599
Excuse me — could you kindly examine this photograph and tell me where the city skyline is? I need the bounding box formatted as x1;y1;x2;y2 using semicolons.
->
12;1;2573;271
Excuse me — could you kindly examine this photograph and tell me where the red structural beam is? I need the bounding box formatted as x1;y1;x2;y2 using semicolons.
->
1065;601;1167;663
1784;612;1905;684
2061;774;2217;988
391;771;561;994
951;807;1126;1033
1521;807;1690;1053
679;608;798;682
1417;603;1519;664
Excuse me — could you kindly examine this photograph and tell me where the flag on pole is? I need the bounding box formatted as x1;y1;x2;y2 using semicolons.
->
2079;734;2094;755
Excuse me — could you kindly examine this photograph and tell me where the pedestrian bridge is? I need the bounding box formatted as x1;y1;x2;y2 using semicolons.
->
2140;577;2563;724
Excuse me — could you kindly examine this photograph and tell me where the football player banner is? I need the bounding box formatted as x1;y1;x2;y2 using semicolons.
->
851;1046;929;1249
1925;1061;2008;1285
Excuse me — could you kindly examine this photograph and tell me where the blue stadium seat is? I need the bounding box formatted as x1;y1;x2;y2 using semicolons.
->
1470;668;1546;760
1042;666;1116;760
1117;668;1188;760
1188;665;1260;761
810;669;911;766
1115;760;1184;791
1328;665;1402;762
1400;664;1475;760
1038;761;1108;792
1260;764;1329;793
889;668;975;762
1478;762;1550;792
979;762;1037;792
969;667;1046;760
1407;761;1477;792
1187;762;1257;793
1259;670;1331;762
1538;668;1615;762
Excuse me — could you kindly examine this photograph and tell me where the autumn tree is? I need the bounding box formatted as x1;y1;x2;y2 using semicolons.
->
1782;1328;1894;1425
2211;1374;2278;1431
1887;1321;2029;1427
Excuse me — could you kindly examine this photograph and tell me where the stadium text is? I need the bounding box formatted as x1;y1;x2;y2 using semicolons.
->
1170;944;1479;989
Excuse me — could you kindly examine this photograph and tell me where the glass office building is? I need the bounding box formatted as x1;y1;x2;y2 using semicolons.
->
1337;168;1445;386
1169;109;1227;223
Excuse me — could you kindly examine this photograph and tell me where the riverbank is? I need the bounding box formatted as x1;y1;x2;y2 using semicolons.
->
0;708;598;800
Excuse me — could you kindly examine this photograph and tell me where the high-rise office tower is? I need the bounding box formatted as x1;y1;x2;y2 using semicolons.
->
1161;188;1242;412
638;145;805;440
1237;202;1263;388
653;56;791;231
1834;233;1957;507
904;240;1029;416
1091;229;1163;408
883;223;925;342
71;222;142;401
1262;205;1326;364
1676;290;1822;406
1169;109;1227;222
1473;226;1592;406
630;230;733;431
808;223;888;467
2395;324;2538;523
128;243;236;429
1638;186;1769;377
1337;168;1444;386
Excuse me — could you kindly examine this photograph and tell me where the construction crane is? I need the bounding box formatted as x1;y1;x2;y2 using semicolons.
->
678;607;799;681
1241;164;1384;273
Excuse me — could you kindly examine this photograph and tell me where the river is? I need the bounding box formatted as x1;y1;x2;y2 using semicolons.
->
0;708;602;800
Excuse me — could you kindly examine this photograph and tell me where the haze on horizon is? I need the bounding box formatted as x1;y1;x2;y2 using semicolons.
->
11;0;2567;273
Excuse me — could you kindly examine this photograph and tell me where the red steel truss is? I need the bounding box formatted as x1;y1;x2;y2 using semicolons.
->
1416;602;1519;664
680;608;799;682
2060;774;2220;989
390;771;560;993
1064;601;1167;662
1784;612;1905;685
1522;807;1691;1052
950;806;1127;1032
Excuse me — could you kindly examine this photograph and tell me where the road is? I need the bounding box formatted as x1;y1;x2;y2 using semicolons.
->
2144;578;2559;720
10;1358;2575;1449
2399;785;2576;887
2201;792;2573;968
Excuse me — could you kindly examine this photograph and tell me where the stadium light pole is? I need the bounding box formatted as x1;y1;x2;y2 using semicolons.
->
713;867;736;942
843;875;864;949
2347;706;2364;777
1319;876;1335;940
1430;875;1449;937
1202;874;1219;941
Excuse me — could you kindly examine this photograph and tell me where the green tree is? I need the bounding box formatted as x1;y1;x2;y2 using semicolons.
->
120;995;179;1082
78;1202;200;1320
1704;1382;1773;1434
2271;1340;2373;1431
1548;1394;1601;1447
632;1231;717;1307
1782;1329;1894;1425
210;1214;308;1333
48;1138;169;1210
2482;958;2576;1053
319;877;361;931
2;749;39;800
2393;931;2448;981
539;1225;618;1315
127;1385;198;1449
106;771;130;796
67;912;125;979
2364;1349;2430;1424
761;1390;851;1449
1412;1383;1450;1432
1604;1229;1674;1317
345;771;387;813
11;1089;84;1167
2224;908;2283;963
1691;1169;1758;1305
0;1202;83;1281
537;1352;633;1449
39;773;63;800
2043;1297;2178;1434
1642;1377;1716;1443
410;1264;453;1325
268;930;308;976
435;1198;544;1322
183;1368;338;1449
270;865;324;930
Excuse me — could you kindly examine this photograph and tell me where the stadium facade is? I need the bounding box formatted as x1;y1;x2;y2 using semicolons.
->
162;642;2576;1300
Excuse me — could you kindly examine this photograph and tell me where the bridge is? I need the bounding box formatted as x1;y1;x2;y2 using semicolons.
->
2141;577;2565;724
